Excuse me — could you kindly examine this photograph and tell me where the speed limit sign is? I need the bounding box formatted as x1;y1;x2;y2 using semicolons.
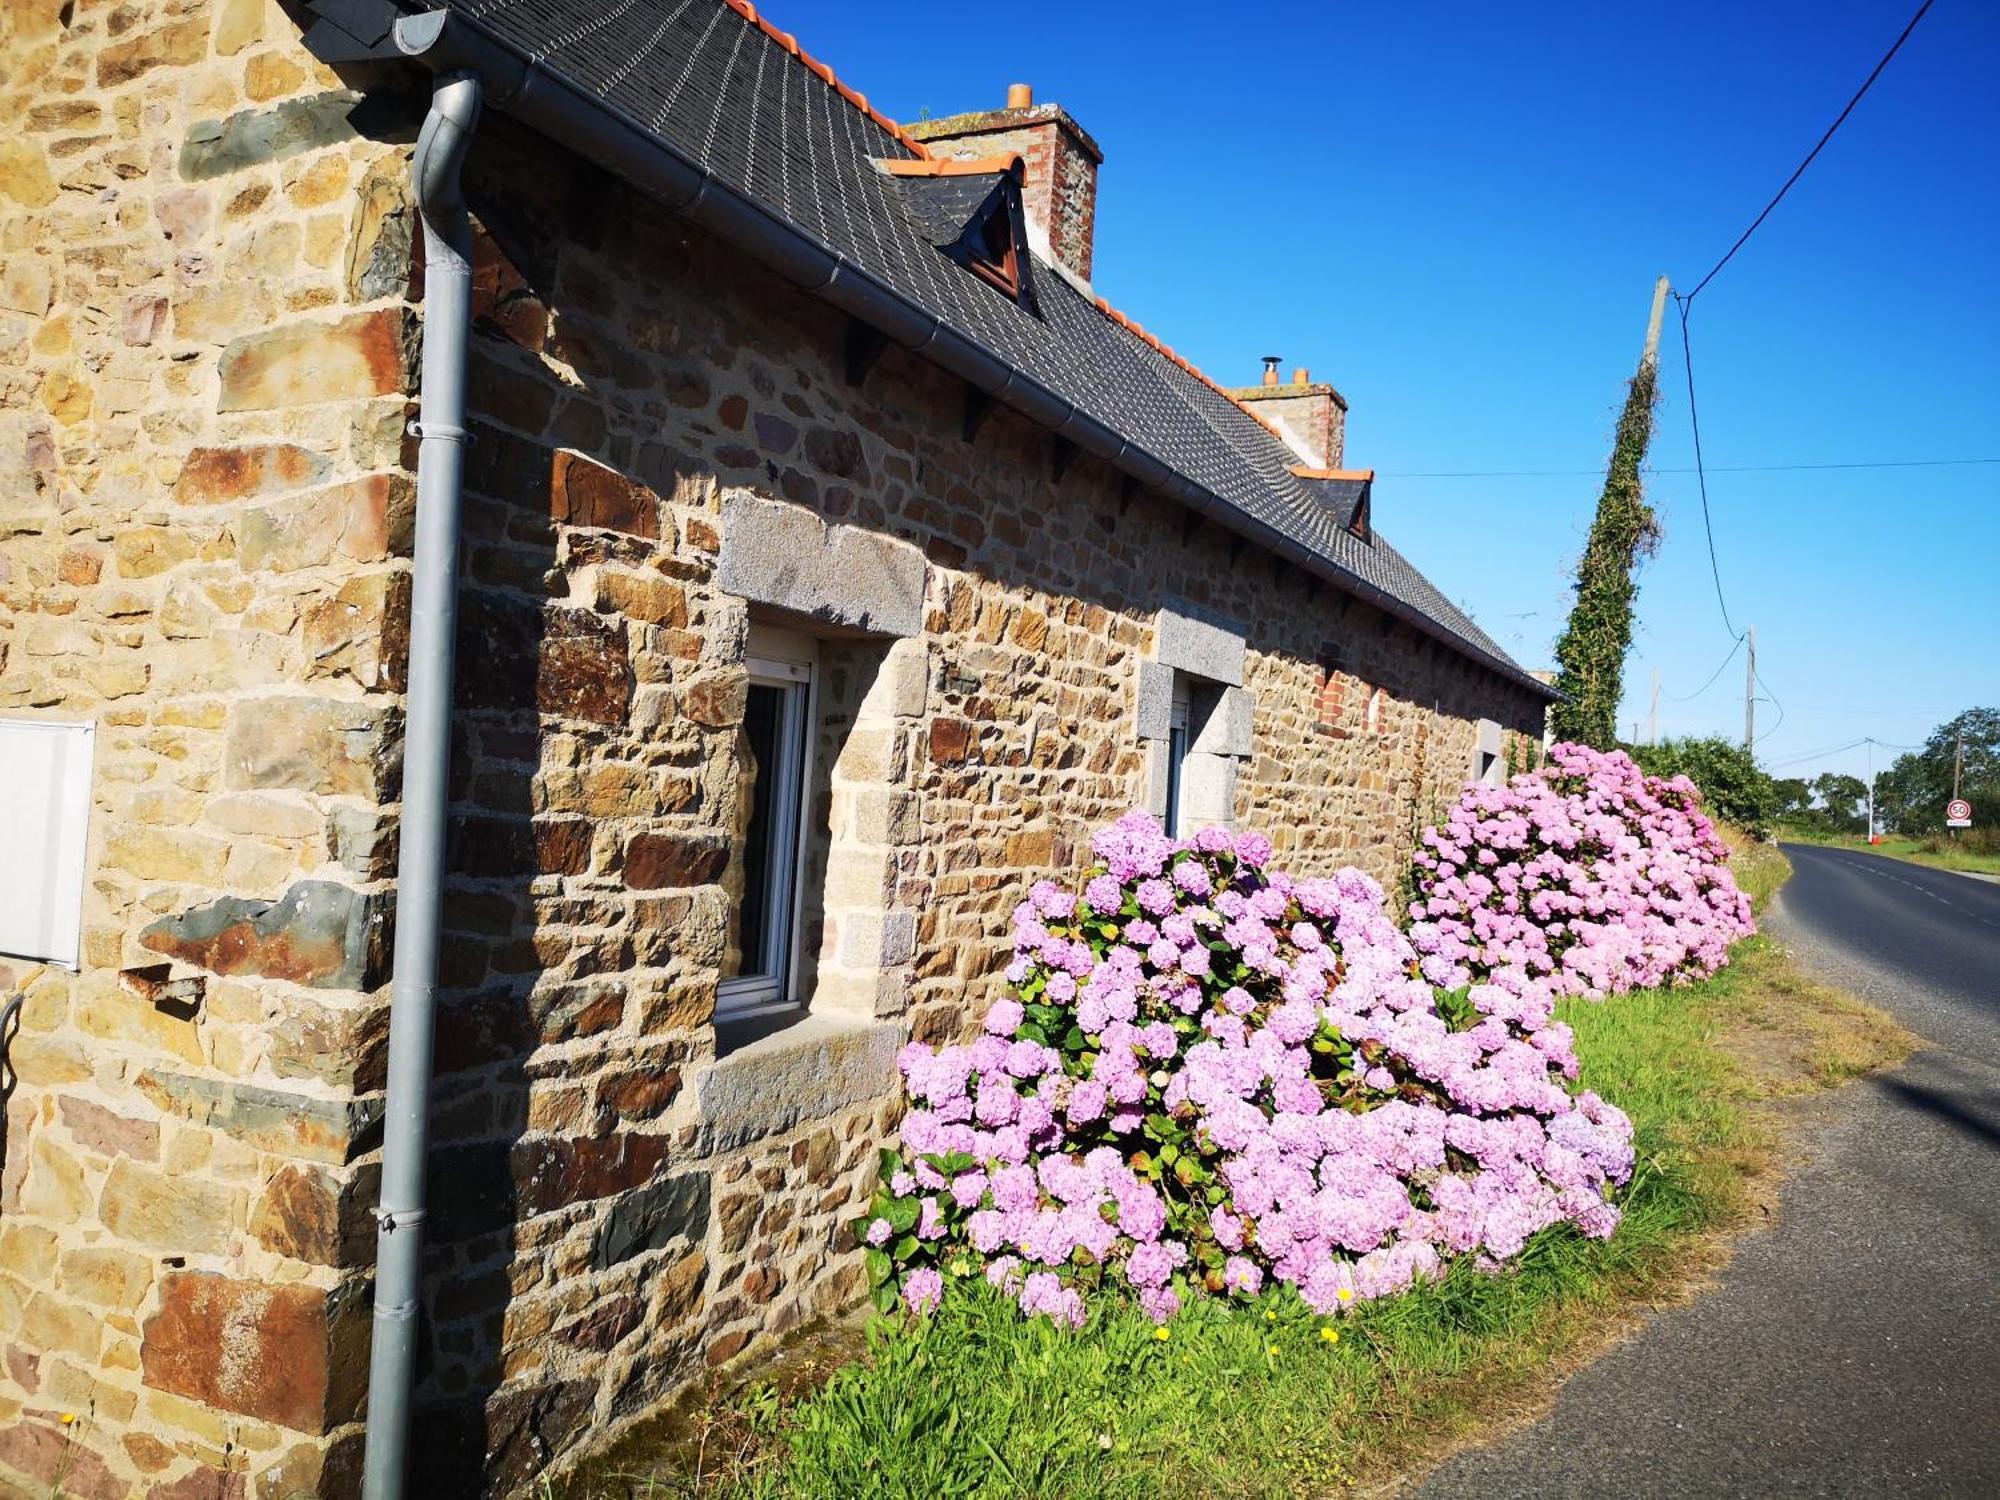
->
1946;798;1973;829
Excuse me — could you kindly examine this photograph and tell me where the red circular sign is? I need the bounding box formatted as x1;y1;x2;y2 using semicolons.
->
1946;798;1972;821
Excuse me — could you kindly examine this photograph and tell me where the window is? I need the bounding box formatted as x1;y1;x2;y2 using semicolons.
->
1165;676;1192;836
719;627;817;1024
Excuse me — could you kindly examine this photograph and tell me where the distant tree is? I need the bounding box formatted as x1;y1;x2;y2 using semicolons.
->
1626;735;1775;834
1808;772;1869;833
1874;707;1999;834
1771;777;1814;824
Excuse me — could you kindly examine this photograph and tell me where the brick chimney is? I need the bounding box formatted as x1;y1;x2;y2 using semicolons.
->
1227;360;1349;469
905;84;1103;284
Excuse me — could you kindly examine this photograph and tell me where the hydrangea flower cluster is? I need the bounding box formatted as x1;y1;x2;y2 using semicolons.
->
1408;741;1754;1000
854;812;1634;1326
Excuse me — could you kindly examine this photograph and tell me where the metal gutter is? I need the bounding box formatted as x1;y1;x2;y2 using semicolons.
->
361;67;482;1500
376;10;1552;700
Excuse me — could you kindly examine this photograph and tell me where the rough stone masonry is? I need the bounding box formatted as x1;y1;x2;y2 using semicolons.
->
0;4;1547;1496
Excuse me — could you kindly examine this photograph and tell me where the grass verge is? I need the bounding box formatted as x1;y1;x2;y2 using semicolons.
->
1776;828;2000;878
554;847;1911;1500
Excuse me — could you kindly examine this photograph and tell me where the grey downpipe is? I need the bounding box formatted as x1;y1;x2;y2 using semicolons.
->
362;70;482;1500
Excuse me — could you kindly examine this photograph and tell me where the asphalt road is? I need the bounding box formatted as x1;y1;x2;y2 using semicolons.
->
1417;843;2000;1499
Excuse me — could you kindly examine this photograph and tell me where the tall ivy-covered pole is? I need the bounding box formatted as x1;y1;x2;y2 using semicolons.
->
1549;277;1669;748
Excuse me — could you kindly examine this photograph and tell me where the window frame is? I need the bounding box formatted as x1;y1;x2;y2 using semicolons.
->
717;627;819;1025
1165;675;1192;837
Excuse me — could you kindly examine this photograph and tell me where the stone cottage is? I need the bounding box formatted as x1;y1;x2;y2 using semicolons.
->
0;1;1553;1494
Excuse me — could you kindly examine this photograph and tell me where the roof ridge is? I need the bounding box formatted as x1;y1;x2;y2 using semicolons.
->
720;0;932;160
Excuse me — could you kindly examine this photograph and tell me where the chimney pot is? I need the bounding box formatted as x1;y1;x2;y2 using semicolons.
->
1261;356;1282;387
1007;82;1033;109
1293;366;1309;385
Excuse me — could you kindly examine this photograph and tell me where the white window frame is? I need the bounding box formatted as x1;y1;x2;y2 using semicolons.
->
717;626;818;1024
0;718;95;969
1165;676;1192;837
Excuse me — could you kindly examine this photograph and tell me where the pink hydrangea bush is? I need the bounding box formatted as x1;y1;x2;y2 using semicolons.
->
853;813;1634;1326
1409;741;1755;1000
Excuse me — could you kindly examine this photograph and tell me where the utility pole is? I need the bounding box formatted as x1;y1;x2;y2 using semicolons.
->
1743;625;1757;751
1866;738;1876;842
1952;729;1964;840
1647;667;1660;746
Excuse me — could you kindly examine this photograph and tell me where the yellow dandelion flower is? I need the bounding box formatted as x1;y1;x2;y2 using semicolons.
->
1153;1325;1171;1341
1267;1344;1280;1357
60;1414;77;1426
1320;1327;1340;1344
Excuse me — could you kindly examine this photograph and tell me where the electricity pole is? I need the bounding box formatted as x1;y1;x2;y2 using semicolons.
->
1648;667;1660;746
1866;737;1876;842
1952;730;1965;840
1743;626;1757;751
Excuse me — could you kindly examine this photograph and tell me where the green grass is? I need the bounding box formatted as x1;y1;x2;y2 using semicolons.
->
559;855;1910;1500
1777;827;2000;878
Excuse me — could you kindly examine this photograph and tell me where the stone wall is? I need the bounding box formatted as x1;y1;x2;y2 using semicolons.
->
0;2;420;1494
0;14;1546;1496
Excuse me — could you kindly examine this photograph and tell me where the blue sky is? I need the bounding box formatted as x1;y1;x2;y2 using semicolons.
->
786;1;1998;785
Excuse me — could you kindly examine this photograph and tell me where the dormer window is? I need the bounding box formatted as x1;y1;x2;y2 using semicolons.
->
1290;467;1374;544
878;153;1036;310
960;190;1022;296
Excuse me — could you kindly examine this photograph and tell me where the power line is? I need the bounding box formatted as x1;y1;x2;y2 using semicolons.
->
1663;635;1744;701
1379;457;2000;480
1753;662;1786;744
1674;300;1739;640
1680;0;1938;305
1662;0;1936;645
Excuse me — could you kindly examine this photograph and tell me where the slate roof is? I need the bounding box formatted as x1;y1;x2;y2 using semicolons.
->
311;0;1547;695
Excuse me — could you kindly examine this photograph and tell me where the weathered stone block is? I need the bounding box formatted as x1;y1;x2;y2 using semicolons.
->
217;310;412;412
141;1272;368;1433
270;998;389;1090
135;1070;385;1166
98;16;206;88
237;474;408;572
58;1096;160;1161
327;804;399;878
624;832;727;890
179;92;369;182
1192;685;1256;759
347;159;415;302
1154;599;1247;686
0;140;57;209
693;1015;901;1152
590;1170;710;1271
717;490;925;637
539;609;632;724
249;1162;378;1267
1134;658;1174;740
140;880;390;992
98;1159;234;1255
304;571;410;690
550;451;661;538
224;696;400;798
174;443;331;504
